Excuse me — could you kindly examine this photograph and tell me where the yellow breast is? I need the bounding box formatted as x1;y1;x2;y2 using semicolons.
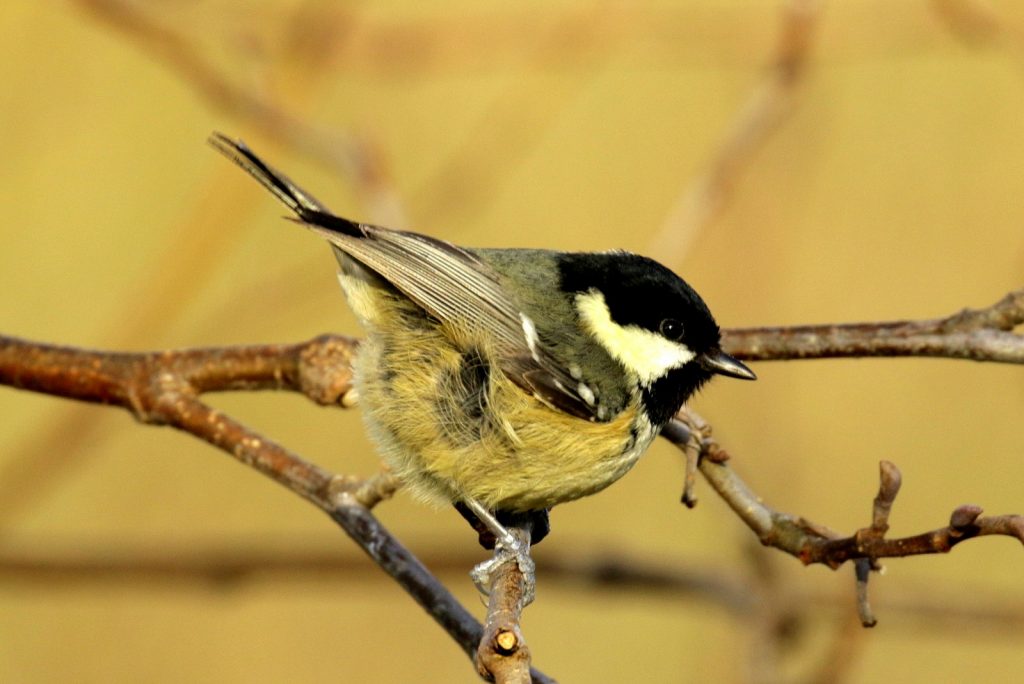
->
339;270;650;512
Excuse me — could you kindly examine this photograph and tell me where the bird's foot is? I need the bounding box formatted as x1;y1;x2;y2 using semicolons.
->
470;536;536;606
461;497;537;605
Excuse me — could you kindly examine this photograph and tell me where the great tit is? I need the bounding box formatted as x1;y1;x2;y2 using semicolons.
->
210;133;755;586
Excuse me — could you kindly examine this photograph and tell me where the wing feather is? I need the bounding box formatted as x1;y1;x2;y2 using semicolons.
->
304;224;524;350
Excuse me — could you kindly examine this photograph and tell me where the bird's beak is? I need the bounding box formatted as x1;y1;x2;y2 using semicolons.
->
700;349;756;380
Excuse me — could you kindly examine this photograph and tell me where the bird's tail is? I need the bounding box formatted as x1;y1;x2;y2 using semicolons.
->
208;132;361;238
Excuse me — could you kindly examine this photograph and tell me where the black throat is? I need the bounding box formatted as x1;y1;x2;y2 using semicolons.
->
640;365;713;426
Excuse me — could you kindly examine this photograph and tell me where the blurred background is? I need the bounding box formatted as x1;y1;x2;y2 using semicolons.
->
2;1;1024;681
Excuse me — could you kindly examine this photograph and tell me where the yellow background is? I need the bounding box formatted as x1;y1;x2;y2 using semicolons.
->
1;1;1023;681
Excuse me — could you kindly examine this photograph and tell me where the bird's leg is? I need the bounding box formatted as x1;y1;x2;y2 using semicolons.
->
462;498;537;605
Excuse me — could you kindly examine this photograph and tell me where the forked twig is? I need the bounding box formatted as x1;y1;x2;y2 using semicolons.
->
663;411;1023;627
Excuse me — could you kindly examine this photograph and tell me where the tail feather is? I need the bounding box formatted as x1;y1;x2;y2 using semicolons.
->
208;132;362;238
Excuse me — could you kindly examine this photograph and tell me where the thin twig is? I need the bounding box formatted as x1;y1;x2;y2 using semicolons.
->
854;559;876;628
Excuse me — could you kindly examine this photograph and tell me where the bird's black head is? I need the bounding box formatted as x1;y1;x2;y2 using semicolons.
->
558;251;754;425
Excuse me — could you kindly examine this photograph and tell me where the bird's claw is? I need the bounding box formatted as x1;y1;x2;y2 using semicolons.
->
470;538;536;605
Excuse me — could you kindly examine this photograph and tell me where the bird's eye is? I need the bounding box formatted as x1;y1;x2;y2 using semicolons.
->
659;318;684;341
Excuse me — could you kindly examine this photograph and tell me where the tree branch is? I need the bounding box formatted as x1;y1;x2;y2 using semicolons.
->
0;333;552;683
476;525;535;684
2;286;1022;650
722;287;1024;364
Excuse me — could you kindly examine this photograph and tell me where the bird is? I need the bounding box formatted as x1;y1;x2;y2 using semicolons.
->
209;133;756;597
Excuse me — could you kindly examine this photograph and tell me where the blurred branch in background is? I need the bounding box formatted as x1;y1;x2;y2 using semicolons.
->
2;285;1022;680
74;0;406;226
648;0;822;261
3;543;1022;630
931;0;1024;61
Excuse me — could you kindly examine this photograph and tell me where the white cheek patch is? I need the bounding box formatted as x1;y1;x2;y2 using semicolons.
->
575;291;695;385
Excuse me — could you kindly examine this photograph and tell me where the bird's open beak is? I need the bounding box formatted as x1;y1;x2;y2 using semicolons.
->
700;349;756;380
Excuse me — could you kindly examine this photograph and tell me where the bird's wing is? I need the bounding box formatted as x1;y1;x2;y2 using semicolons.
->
307;224;602;420
210;133;602;421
